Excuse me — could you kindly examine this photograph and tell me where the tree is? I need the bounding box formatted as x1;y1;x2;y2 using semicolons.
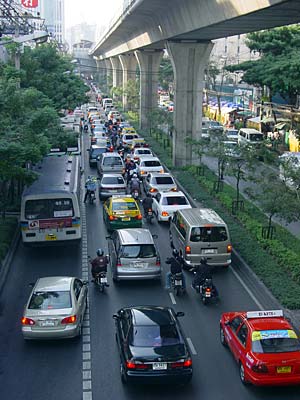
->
124;79;139;111
185;137;210;172
159;57;173;92
226;25;300;105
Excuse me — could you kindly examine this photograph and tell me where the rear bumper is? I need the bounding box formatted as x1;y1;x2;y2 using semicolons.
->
248;371;300;386
99;190;126;198
126;368;192;384
115;271;161;281
22;324;79;340
184;258;231;268
107;220;142;231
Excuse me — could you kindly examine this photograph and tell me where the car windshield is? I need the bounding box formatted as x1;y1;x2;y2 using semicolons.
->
251;330;300;353
143;160;161;167
210;121;221;127
112;201;138;211
161;196;188;206
130;325;182;347
249;133;263;141
190;226;228;242
155;177;174;185
102;176;124;185
120;244;156;258
29;291;71;310
103;157;122;166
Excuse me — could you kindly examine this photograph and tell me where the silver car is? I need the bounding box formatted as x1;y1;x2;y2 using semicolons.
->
21;276;88;340
144;172;177;196
99;173;127;199
97;152;125;176
108;228;161;281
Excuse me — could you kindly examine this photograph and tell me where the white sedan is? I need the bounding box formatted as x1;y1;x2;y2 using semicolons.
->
152;191;192;222
137;156;164;178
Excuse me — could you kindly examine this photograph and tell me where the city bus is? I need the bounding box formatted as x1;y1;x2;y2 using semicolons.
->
20;154;81;245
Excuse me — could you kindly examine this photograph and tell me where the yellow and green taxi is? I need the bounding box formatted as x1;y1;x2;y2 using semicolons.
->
103;195;142;231
121;126;137;136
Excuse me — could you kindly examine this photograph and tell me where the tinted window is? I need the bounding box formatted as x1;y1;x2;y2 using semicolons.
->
251;330;300;353
190;226;227;242
102;176;124;185
103;157;122;166
162;196;188;206
124;135;134;140
249;133;263;142
25;198;74;219
130;325;182;347
29;291;71;310
112;201;138;211
137;149;151;155
155;177;174;185
120;244;156;258
230;316;243;333
92;147;106;157
143;160;161;167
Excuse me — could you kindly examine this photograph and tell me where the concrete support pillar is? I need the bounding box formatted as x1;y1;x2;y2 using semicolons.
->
95;59;106;85
104;58;112;91
119;53;137;111
166;41;214;167
135;49;164;131
110;56;123;88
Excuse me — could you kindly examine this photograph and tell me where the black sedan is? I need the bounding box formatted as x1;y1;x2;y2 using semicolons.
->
113;305;193;385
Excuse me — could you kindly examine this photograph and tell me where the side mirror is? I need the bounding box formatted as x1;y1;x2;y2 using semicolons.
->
106;235;112;240
28;282;35;288
224;320;230;326
152;234;158;239
112;314;119;320
176;311;185;317
82;280;89;285
86;149;90;152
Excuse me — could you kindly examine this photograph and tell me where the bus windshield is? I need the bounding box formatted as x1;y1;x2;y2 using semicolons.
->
25;198;74;220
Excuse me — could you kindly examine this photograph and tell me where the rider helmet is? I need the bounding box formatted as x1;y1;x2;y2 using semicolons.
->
97;249;104;257
172;249;179;257
132;173;137;178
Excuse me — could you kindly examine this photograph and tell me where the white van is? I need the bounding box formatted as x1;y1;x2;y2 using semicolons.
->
102;98;113;108
238;128;264;147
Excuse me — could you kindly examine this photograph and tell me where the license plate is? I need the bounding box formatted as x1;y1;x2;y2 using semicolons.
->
148;211;153;215
41;320;55;327
122;217;130;221
100;277;108;283
134;262;145;268
205;292;211;297
175;280;182;285
277;366;291;373
153;362;167;370
202;249;216;254
46;234;57;241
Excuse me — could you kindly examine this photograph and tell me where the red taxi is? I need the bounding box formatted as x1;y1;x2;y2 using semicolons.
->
220;310;300;386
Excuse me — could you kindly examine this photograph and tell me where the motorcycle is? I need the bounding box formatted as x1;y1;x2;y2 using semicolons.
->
171;272;185;296
84;124;89;132
88;190;96;204
198;278;218;305
131;189;139;200
94;271;109;293
145;208;153;224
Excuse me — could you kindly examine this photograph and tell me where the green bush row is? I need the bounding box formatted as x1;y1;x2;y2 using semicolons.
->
0;217;18;261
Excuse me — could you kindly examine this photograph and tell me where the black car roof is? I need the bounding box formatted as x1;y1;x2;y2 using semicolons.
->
129;306;174;326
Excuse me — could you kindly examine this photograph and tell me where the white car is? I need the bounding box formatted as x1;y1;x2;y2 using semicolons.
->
131;147;153;162
144;172;177;196
137;156;164;178
152;191;192;222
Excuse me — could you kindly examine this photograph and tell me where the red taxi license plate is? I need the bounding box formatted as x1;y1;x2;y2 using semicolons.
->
277;366;291;373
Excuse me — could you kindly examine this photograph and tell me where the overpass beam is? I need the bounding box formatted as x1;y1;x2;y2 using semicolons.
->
167;41;214;167
135;49;164;131
119;53;137;111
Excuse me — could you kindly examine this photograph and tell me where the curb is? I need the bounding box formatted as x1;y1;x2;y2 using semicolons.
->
0;225;20;294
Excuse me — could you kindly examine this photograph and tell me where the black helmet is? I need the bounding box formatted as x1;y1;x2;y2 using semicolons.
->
172;249;179;257
97;248;104;256
200;257;207;264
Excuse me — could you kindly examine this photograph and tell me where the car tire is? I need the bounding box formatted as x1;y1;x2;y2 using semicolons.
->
239;362;248;385
120;362;127;384
220;325;227;347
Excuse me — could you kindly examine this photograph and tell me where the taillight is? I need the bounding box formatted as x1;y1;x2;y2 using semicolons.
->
156;256;160;266
162;211;169;217
185;245;191;254
109;215;117;221
21;317;35;326
150;188;157;193
227;244;232;253
205;287;211;293
171;359;192;368
117;258;122;267
136;214;143;220
140;170;146;175
126;361;150;370
252;362;268;373
171;188;178;192
61;315;77;324
184;359;192;367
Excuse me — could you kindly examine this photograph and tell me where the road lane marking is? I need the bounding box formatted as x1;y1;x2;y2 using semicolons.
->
169;292;176;304
230;268;263;310
187;338;197;355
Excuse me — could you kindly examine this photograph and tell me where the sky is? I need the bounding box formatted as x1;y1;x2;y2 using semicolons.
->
64;0;124;29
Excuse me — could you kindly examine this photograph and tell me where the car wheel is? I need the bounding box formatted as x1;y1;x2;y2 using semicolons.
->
120;362;127;384
220;325;227;347
239;362;248;385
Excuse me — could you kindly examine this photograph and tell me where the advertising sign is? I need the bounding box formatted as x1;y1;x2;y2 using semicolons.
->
21;0;39;8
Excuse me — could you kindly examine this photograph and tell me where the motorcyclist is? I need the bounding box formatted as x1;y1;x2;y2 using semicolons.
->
126;158;137;183
142;193;154;216
83;121;89;132
192;257;218;295
90;249;109;286
165;249;186;290
130;173;140;195
84;176;97;203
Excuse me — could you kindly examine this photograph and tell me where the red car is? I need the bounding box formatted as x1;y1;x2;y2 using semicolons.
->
220;309;300;386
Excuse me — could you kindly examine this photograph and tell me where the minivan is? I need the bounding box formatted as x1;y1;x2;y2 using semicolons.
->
102;98;113;108
238;128;264;147
97;152;125;176
107;228;161;281
169;208;232;268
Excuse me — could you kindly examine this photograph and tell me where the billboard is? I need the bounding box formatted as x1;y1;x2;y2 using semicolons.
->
21;0;39;8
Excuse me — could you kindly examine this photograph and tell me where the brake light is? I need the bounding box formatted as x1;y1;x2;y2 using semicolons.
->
171;188;178;192
162;211;169;217
109;215;117;221
252;362;268;373
156;256;160;266
136;214;143;220
21;317;35;326
150;188;157;193
184;359;192;367
126;361;150;370
205;287;211;293
227;244;232;253
116;258;122;267
185;246;191;254
171;359;192;368
126;361;136;369
61;315;77;324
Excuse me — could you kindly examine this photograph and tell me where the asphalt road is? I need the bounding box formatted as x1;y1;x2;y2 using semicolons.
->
0;121;299;400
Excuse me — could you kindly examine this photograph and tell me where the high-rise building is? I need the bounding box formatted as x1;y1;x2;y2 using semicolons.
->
20;0;65;44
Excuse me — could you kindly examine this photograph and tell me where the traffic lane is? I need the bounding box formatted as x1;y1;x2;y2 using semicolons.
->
0;242;83;400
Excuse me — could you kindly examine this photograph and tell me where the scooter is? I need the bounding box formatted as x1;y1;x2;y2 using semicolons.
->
171;272;185;296
131;189;139;200
94;271;109;293
145;208;153;224
198;278;218;305
88;190;96;204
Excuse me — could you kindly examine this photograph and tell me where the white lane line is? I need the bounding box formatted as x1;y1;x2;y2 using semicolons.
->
230;267;264;310
186;338;197;355
169;292;176;305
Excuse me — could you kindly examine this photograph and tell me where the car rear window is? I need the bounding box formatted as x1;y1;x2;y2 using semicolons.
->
112;201;137;211
190;226;228;242
251;330;300;353
249;133;263;141
124;135;134;140
155;177;174;185
137;149;151;155
92;147;106;157
143;160;161;167
120;244;156;258
103;157;122;166
161;196;188;206
131;325;182;347
102;176;124;185
29;291;71;310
